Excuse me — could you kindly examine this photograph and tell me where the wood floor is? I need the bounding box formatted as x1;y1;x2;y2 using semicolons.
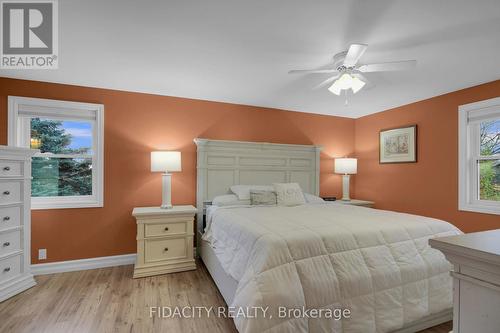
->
0;262;452;333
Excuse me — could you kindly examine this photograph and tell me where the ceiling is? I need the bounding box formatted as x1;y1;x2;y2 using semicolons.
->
1;0;500;118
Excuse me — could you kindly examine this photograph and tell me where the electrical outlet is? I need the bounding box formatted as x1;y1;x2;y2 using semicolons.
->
38;249;47;260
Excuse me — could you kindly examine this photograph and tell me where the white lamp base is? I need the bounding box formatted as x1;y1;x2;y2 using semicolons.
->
341;174;351;201
161;173;173;209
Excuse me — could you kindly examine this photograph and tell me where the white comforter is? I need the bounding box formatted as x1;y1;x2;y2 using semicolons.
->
203;203;461;333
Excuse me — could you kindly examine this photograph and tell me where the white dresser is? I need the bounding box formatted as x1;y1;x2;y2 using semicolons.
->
429;230;500;333
0;146;37;302
132;205;197;278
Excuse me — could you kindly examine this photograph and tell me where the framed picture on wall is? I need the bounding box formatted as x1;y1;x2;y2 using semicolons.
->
379;125;417;163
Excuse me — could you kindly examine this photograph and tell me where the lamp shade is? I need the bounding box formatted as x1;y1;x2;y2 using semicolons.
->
334;158;357;175
151;151;182;172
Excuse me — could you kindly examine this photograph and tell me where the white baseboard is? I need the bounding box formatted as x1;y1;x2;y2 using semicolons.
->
31;253;137;276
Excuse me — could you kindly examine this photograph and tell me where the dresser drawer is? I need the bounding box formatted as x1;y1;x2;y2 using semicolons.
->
0;161;23;177
145;222;187;237
0;230;21;257
0;181;21;204
145;237;187;263
0;206;22;230
0;254;22;284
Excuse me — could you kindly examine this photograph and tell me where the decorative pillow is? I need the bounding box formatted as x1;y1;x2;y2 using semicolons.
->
304;193;325;204
250;190;277;206
212;194;250;206
273;183;306;206
230;185;274;200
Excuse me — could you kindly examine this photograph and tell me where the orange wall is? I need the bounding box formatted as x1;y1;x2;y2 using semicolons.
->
354;80;500;233
0;77;355;264
2;76;498;263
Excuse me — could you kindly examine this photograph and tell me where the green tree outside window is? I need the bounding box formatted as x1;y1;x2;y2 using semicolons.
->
31;118;93;197
479;120;500;201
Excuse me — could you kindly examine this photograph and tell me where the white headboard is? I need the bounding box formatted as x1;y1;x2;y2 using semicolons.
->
194;138;322;238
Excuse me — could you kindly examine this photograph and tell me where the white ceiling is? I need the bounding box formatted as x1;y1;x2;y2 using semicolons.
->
1;0;500;118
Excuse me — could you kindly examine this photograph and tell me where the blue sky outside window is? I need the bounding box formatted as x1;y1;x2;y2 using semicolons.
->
62;121;93;152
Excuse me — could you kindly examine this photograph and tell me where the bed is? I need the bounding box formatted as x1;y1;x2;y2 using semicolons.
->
194;138;460;333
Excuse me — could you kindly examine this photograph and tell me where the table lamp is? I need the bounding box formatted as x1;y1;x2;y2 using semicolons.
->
334;157;357;201
151;151;182;209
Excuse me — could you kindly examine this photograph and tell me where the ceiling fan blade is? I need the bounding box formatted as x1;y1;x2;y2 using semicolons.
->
288;69;338;74
313;75;339;90
358;60;416;72
352;73;370;84
343;44;368;67
352;73;374;88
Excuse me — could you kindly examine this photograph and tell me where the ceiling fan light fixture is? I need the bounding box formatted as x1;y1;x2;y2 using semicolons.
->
351;76;366;94
328;81;342;95
328;73;366;95
336;73;354;89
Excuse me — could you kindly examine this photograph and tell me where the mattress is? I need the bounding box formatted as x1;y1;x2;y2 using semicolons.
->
203;203;461;333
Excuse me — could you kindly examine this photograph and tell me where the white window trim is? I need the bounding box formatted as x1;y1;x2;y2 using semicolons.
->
458;96;500;215
8;96;104;210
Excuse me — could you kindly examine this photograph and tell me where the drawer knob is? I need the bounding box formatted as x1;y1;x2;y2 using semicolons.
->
164;227;169;231
3;267;10;272
3;242;10;247
3;166;10;171
164;247;169;251
3;216;9;221
3;191;10;195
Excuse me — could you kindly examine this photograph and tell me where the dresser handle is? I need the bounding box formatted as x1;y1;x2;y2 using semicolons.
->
3;166;10;171
3;191;10;195
3;242;10;247
3;267;10;272
164;227;169;231
3;216;9;221
164;247;169;251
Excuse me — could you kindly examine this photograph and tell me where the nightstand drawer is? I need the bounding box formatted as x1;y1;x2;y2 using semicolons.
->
0;181;21;204
0;230;21;257
145;237;187;263
145;222;187;237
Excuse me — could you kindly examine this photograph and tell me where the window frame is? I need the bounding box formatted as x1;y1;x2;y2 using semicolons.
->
458;97;500;215
8;96;104;210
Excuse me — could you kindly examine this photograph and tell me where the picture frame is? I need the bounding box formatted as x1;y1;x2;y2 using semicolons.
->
379;125;417;164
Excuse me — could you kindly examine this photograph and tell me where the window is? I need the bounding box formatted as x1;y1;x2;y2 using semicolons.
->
8;96;104;209
459;97;500;215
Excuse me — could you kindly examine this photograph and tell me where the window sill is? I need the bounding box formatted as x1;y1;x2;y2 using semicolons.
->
31;197;103;210
459;202;500;216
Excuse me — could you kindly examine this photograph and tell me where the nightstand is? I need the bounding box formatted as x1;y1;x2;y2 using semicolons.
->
132;205;197;278
334;199;374;208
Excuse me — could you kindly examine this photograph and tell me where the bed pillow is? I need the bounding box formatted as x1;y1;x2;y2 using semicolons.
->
230;185;274;200
273;183;306;206
250;190;277;206
304;193;325;204
212;194;250;206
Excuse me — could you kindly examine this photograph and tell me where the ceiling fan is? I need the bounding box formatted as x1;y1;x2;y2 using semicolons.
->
289;44;416;96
